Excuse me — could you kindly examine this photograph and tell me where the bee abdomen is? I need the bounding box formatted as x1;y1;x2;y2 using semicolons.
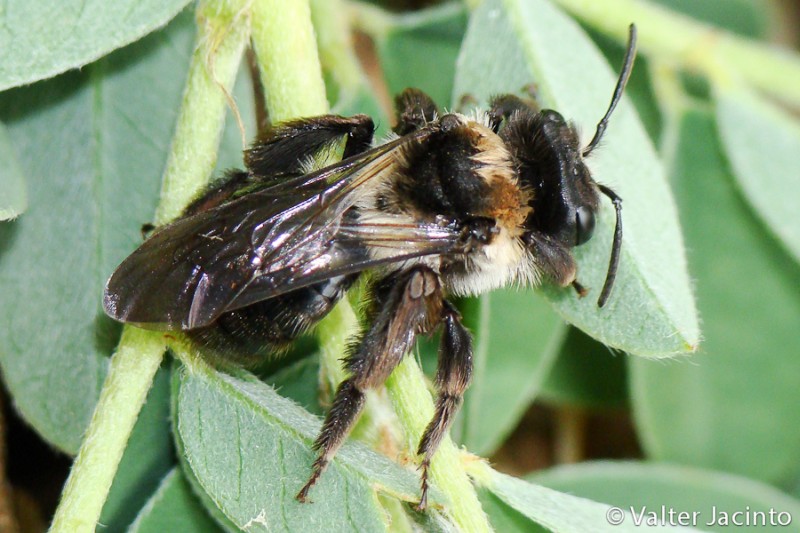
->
187;275;357;364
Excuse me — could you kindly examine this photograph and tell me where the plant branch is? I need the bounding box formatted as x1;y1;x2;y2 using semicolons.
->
250;0;328;122
386;358;492;532
49;329;165;533
48;2;250;531
551;0;800;106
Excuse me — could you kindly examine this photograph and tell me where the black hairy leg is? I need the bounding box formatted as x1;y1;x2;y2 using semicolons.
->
296;267;444;502
487;93;538;132
393;88;439;135
245;114;375;176
182;115;375;216
416;300;472;510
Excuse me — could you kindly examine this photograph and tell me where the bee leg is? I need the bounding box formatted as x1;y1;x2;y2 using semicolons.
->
487;94;539;132
246;114;375;176
415;301;472;511
296;267;443;502
393;88;439;135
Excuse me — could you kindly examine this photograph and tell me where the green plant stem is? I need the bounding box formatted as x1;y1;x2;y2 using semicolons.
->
386;358;492;532
251;3;488;527
48;2;250;531
250;0;328;122
49;329;165;533
551;0;800;106
155;0;251;224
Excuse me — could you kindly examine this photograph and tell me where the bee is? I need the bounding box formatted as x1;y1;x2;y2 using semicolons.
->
104;25;637;509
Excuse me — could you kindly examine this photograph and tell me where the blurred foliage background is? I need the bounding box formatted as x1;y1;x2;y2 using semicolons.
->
1;0;800;531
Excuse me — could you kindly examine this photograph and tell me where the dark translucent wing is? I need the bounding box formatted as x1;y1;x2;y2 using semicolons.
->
223;219;465;313
104;130;442;330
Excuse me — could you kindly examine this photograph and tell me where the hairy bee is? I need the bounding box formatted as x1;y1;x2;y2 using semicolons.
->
104;26;636;509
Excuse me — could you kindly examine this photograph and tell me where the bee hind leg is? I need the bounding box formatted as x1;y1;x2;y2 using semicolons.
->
416;301;473;511
296;267;443;502
246;114;376;176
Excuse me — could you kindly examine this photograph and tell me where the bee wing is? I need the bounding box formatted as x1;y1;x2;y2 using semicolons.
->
223;218;464;313
104;129;453;330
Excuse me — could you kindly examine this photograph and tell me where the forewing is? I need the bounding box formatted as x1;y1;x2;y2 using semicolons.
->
104;129;448;329
224;218;465;313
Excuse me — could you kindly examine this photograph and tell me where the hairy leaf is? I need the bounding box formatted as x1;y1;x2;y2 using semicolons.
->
129;468;223;533
0;11;195;453
173;363;437;532
715;84;800;265
631;107;800;485
454;0;699;356
0;0;192;91
0;121;26;220
534;461;800;532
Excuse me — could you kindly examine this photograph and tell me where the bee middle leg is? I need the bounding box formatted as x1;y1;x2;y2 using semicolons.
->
296;267;443;502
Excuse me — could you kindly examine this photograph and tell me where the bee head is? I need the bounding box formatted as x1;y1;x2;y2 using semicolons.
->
514;24;636;306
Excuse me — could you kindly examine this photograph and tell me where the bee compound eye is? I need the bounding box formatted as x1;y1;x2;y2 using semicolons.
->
575;206;596;246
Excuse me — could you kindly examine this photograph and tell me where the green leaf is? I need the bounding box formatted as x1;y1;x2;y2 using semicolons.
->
457;290;567;455
129;468;223;533
173;363;432;532
0;121;26;220
478;488;548;533
714;84;800;266
100;366;174;532
630;106;800;485
0;10;196;453
375;2;468;107
454;0;699;357
0;0;192;91
533;461;800;532
540;327;628;408
483;467;701;532
265;355;324;416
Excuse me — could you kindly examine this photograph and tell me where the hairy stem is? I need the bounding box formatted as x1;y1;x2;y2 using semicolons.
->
48;2;250;531
250;0;329;122
49;329;165;533
386;357;492;532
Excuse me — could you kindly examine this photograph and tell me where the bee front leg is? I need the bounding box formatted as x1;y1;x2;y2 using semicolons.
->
416;301;473;510
393;88;439;135
296;267;443;503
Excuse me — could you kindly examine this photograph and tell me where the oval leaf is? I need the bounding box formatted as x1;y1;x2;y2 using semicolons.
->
483;467;701;532
457;290;567;455
130;468;223;533
0;11;195;453
0;121;26;220
533;461;800;532
453;0;699;356
0;0;192;91
631;107;800;485
540;327;629;408
714;83;800;265
173;364;435;532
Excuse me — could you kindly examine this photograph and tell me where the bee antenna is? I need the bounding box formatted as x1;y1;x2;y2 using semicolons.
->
597;184;622;307
583;24;638;158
